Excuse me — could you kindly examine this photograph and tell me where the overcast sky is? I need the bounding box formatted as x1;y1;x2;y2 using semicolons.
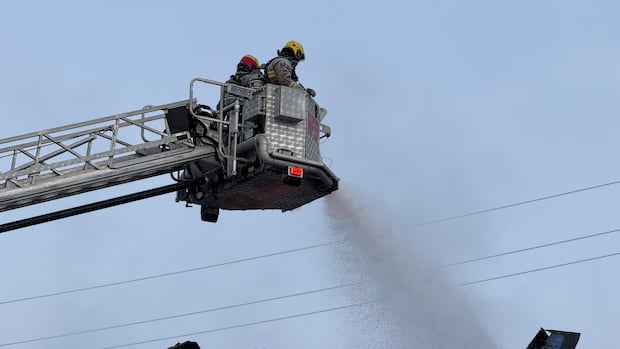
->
1;1;620;348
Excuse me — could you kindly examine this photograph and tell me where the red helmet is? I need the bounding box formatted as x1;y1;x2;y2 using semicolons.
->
239;54;259;71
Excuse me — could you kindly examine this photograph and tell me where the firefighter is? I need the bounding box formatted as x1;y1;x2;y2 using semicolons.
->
264;40;316;97
221;54;263;109
226;54;262;88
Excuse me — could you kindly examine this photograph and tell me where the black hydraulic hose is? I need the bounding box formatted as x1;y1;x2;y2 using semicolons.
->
0;179;204;234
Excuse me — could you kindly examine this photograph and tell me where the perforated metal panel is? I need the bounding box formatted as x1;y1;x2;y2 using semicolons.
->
241;84;325;161
263;85;306;159
275;86;306;123
305;98;322;161
242;94;263;122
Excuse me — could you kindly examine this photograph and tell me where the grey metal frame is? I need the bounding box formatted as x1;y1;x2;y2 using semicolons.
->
0;100;212;212
0;77;338;215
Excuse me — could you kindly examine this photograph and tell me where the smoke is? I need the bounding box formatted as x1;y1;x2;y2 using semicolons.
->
325;187;497;349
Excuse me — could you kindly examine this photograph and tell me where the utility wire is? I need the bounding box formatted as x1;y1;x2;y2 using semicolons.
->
412;179;620;229
444;227;620;267
101;301;375;349
459;250;620;286
0;240;342;306
0;282;361;347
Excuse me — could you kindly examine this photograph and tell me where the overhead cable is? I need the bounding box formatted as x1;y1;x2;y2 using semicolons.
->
0;282;361;347
459;251;620;286
0;240;342;306
100;301;374;349
444;227;620;267
413;179;620;228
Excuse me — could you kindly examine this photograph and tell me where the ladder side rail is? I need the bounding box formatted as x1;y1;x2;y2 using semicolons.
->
0;107;177;161
0;106;192;182
119;115;168;139
41;134;97;169
0;103;188;176
0;133;188;181
11;134;96;172
0;143;214;213
0;100;192;145
0;125;111;154
96;129;132;147
1;127;139;180
0;120;141;178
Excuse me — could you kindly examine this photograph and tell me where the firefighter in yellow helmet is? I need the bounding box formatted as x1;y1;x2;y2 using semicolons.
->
264;41;316;97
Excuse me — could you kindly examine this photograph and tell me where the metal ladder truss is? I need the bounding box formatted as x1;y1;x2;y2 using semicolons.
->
0;100;216;212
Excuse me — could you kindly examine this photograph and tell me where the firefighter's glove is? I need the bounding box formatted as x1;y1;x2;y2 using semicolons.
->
306;88;316;97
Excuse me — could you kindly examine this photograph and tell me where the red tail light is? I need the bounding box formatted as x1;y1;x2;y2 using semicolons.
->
288;166;303;177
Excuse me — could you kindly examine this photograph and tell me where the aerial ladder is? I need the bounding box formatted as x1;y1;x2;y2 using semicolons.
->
0;78;339;232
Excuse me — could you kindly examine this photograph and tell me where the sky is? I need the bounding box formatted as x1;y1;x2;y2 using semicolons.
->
1;0;620;348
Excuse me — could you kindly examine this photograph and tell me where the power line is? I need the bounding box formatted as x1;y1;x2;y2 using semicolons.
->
444;227;620;267
101;301;374;349
412;179;620;229
0;282;361;347
459;251;620;286
0;240;342;306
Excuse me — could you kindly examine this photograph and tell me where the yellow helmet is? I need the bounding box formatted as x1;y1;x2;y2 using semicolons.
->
283;40;305;60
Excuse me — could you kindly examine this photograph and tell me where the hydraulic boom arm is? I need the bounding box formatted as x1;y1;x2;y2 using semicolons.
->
0;78;339;230
0;99;214;212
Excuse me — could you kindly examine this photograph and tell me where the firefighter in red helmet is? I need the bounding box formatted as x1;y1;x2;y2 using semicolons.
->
221;54;263;108
227;54;262;88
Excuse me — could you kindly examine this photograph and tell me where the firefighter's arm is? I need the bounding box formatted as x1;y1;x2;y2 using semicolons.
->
273;60;298;87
